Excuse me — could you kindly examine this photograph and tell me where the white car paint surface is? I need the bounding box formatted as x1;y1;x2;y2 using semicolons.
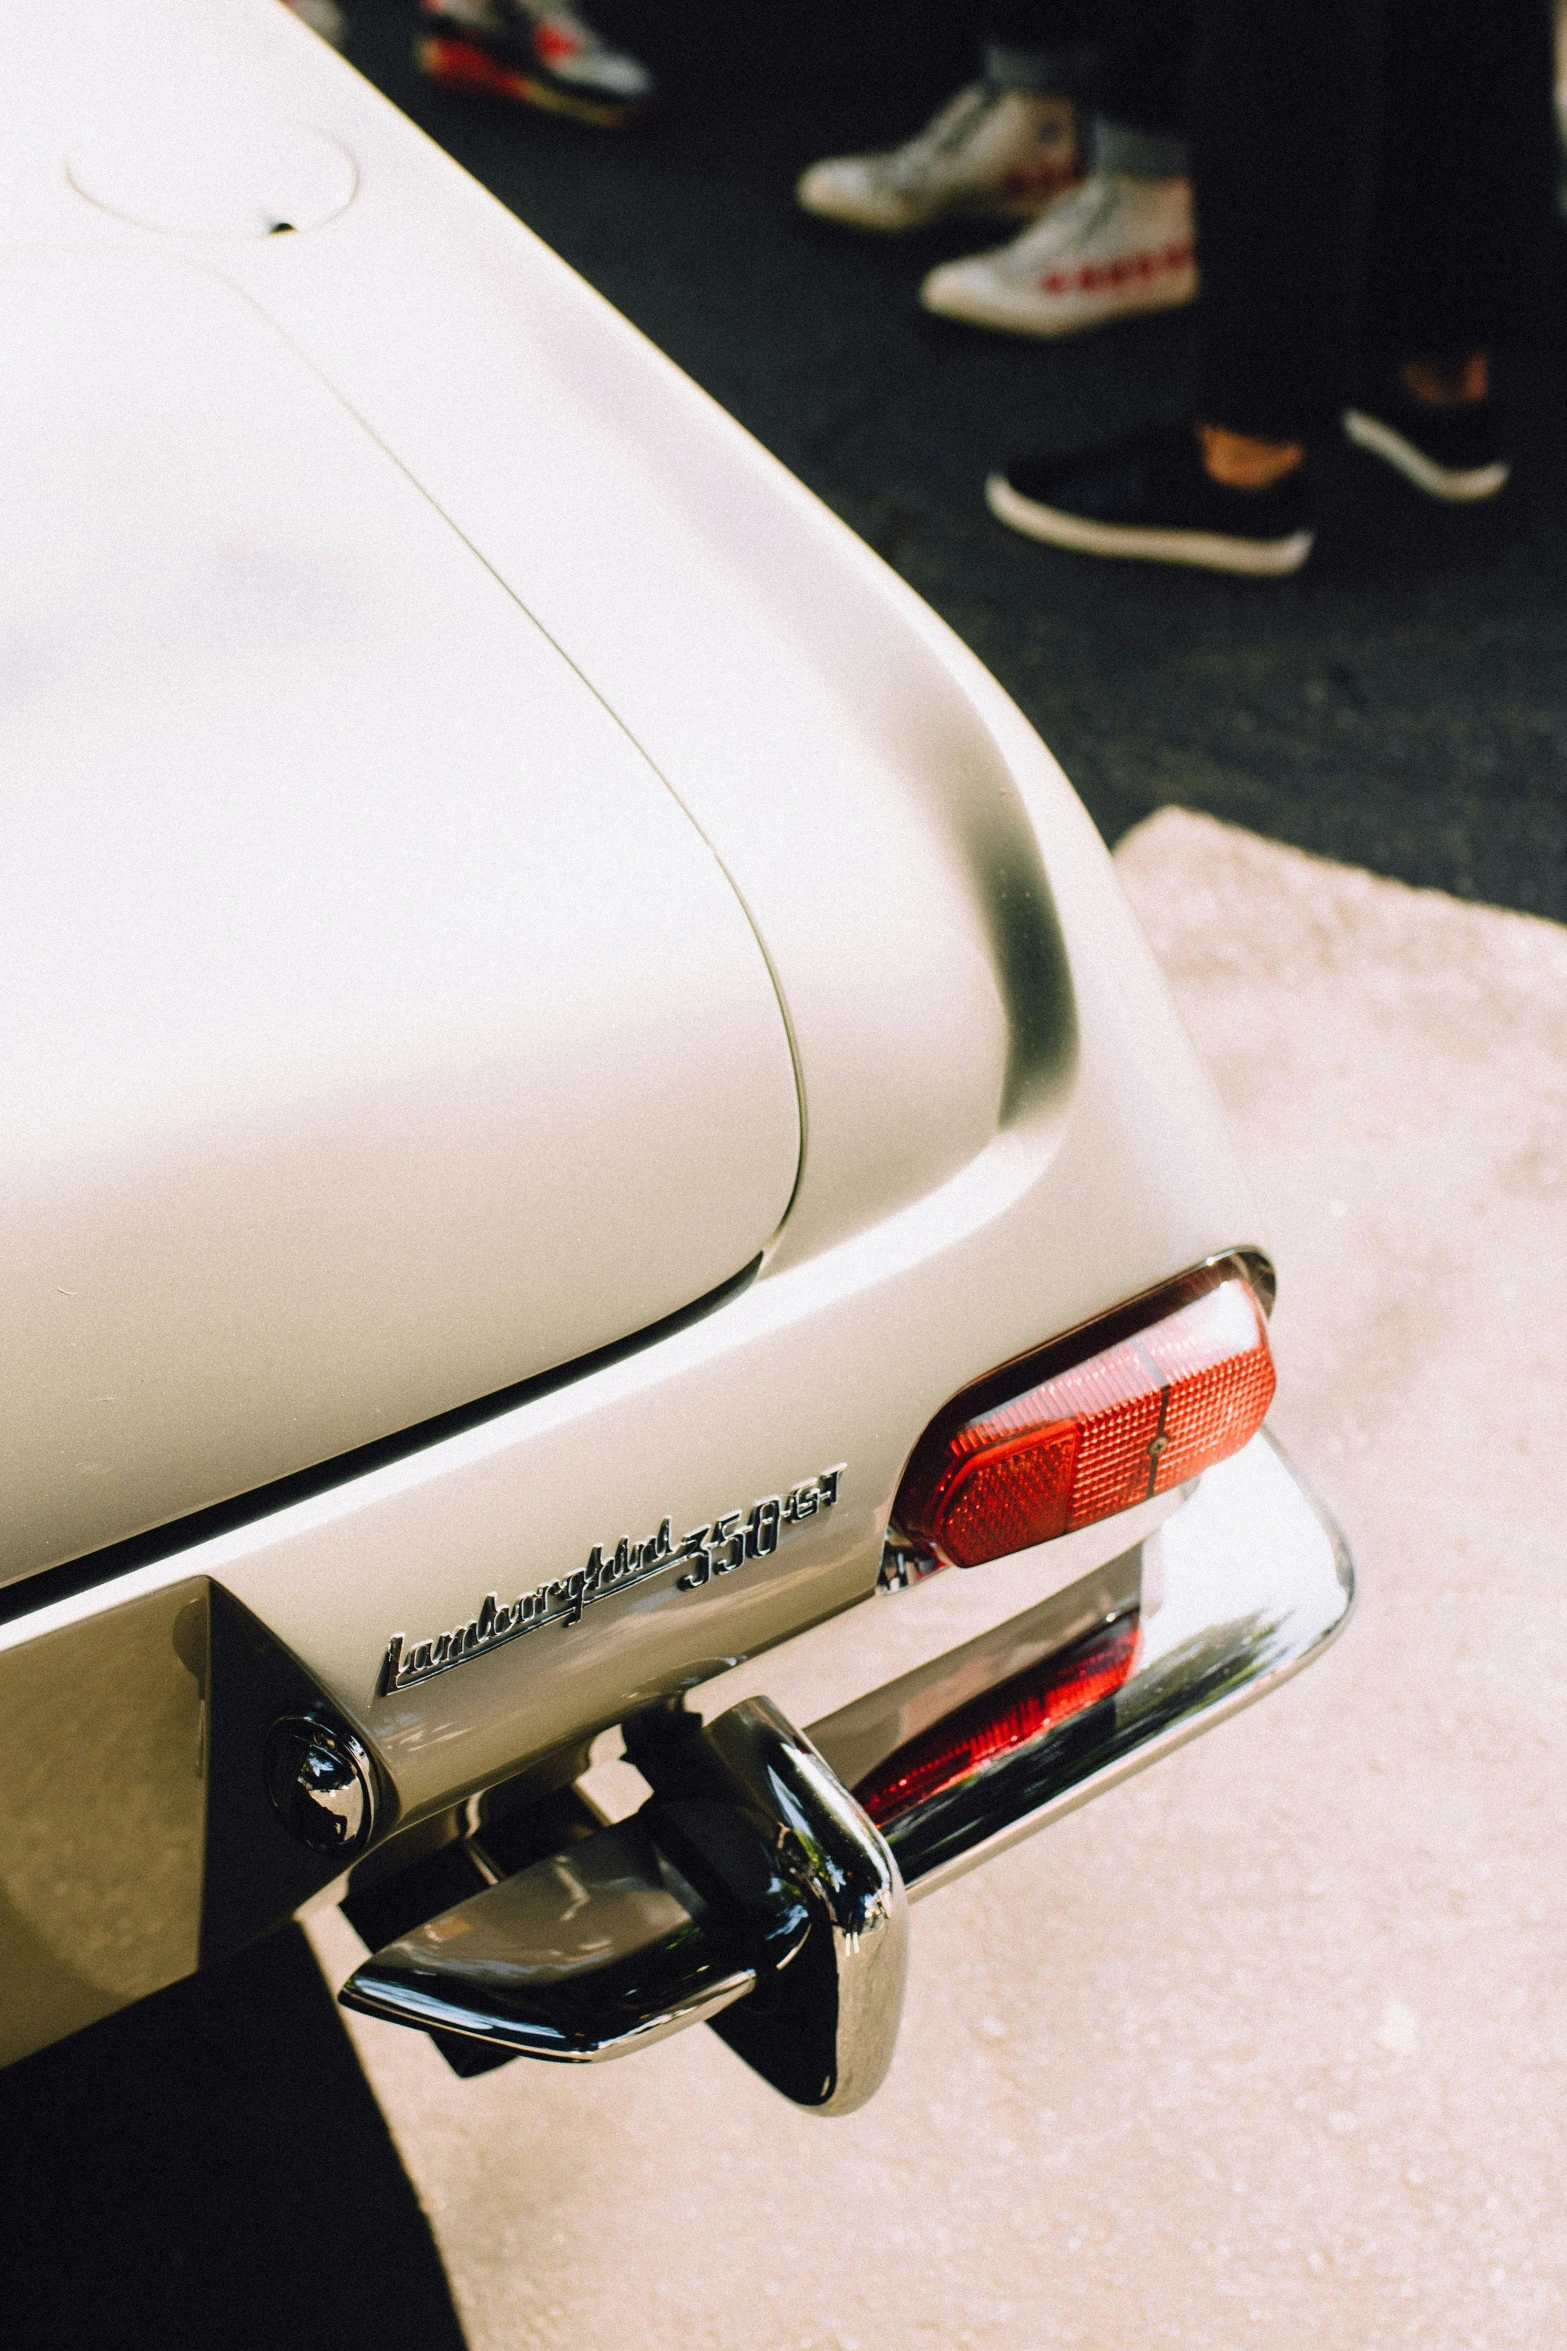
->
2;249;800;1583
0;0;1328;2087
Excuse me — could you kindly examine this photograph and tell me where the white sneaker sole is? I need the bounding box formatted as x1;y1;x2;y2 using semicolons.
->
922;265;1196;338
1342;407;1510;503
985;472;1314;576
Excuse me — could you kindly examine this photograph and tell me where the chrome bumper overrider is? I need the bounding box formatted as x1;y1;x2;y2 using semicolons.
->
339;1434;1351;2111
341;1695;909;2115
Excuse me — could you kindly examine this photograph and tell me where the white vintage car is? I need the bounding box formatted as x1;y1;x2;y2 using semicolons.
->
0;0;1350;2108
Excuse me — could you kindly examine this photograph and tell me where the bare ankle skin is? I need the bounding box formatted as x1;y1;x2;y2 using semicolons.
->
1400;353;1490;408
1197;423;1305;491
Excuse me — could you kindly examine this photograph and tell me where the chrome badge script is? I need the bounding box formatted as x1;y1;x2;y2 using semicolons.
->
379;1466;845;1696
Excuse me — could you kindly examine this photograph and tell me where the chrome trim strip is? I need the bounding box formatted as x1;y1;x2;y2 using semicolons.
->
808;1431;1352;1903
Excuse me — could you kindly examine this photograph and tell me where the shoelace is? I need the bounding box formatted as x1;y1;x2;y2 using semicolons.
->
1002;172;1118;265
883;85;1004;193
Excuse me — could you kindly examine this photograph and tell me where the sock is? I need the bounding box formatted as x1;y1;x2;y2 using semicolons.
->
1198;424;1305;492
1092;119;1190;178
1400;353;1490;408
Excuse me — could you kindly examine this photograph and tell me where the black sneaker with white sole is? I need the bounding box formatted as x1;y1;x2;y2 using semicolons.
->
1342;383;1509;502
986;425;1314;576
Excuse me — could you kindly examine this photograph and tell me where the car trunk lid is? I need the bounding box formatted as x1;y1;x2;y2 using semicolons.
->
0;252;800;1584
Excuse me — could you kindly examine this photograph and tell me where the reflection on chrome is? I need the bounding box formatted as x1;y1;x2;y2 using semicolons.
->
695;1698;908;2117
810;1432;1353;1902
340;1696;909;2115
264;1716;378;1857
340;1817;761;2060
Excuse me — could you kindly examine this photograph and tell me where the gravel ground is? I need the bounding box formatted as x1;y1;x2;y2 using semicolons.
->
310;807;1567;2351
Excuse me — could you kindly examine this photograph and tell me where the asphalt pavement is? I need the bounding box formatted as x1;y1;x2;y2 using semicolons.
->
341;0;1567;922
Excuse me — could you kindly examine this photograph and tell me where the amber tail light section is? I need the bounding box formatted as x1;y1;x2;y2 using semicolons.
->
891;1258;1276;1571
855;1611;1142;1828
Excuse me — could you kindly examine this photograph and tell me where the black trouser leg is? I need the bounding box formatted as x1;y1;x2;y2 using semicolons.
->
1192;0;1380;441
1099;0;1194;140
1194;0;1561;441
981;0;1193;135
983;1;1104;47
981;0;1104;101
1361;0;1560;371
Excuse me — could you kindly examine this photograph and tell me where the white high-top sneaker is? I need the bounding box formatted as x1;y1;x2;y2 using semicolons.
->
796;83;1079;234
920;170;1196;336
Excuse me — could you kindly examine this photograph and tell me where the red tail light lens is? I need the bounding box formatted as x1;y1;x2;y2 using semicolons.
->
855;1611;1141;1828
893;1262;1275;1570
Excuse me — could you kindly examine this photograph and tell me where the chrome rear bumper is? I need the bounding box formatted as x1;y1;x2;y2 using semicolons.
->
336;1433;1350;2110
808;1431;1353;1901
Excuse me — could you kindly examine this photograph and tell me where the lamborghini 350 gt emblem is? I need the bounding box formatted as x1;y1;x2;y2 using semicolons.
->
379;1466;845;1696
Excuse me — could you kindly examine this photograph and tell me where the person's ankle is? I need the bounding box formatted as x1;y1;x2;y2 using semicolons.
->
1399;352;1489;408
1197;423;1305;492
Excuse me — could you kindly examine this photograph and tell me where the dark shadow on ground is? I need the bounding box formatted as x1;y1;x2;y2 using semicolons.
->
0;1928;466;2351
345;0;1567;921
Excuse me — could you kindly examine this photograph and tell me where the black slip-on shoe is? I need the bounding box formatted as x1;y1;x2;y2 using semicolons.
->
1343;383;1508;502
985;425;1314;575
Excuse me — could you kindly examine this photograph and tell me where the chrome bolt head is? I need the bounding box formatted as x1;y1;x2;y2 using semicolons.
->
264;1716;378;1857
